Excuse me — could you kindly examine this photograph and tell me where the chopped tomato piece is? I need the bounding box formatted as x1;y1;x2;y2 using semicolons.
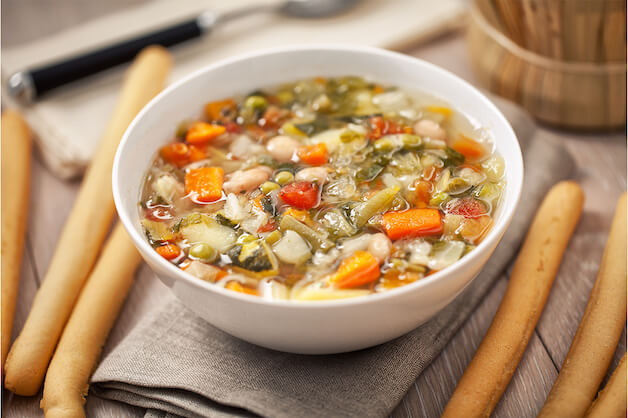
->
186;122;226;145
367;116;408;140
329;251;381;289
224;121;241;133
279;181;320;209
452;135;485;160
381;209;443;240
445;197;487;218
156;243;181;260
185;167;224;203
297;143;328;165
258;220;277;233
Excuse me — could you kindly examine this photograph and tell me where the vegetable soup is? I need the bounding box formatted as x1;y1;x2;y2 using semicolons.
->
139;76;505;301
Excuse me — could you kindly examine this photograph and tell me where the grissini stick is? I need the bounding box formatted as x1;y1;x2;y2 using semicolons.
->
585;353;627;418
4;46;171;396
41;224;142;418
539;193;627;418
1;111;32;373
441;181;584;418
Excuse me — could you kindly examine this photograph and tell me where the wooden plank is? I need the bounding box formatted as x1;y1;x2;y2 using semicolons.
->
392;277;558;418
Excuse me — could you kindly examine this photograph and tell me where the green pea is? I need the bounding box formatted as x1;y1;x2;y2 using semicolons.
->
244;95;268;111
274;171;294;185
260;181;281;194
429;192;450;207
264;230;282;245
188;243;217;262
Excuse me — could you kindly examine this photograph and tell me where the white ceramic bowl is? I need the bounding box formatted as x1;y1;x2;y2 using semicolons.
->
113;45;523;354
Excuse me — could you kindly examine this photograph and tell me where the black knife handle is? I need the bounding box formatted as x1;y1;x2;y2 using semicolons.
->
27;17;204;98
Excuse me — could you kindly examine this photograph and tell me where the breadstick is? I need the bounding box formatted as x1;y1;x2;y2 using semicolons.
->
585;353;627;418
442;181;584;418
539;193;627;418
41;223;142;418
1;111;32;373
4;46;171;396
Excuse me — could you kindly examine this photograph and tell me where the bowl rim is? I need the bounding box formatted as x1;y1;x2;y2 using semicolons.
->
113;44;524;309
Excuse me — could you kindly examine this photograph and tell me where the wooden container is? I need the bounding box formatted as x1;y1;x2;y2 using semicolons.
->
478;0;626;62
467;1;626;130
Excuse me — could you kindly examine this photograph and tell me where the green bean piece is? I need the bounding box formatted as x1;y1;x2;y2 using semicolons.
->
373;137;396;152
264;230;282;245
244;95;268;111
352;186;400;227
340;130;363;143
274;171;294;185
188;243;217;263
279;215;333;251
401;134;422;149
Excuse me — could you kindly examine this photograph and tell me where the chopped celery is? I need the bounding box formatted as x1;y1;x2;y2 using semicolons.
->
279;215;333;251
351;186;400;227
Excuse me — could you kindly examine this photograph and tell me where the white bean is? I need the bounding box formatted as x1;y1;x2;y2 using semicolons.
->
413;119;447;141
266;135;299;162
295;167;328;185
223;167;271;194
368;233;392;262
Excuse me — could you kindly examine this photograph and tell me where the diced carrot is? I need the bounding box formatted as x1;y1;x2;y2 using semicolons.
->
160;142;191;167
188;145;208;162
372;85;385;94
329;251;381;289
381;208;443;240
215;270;229;281
186;122;226;145
314;76;327;85
452;135;485;160
251;196;264;211
155;243;181;260
225;281;259;296
204;98;236;122
414;180;432;208
297;143;328;165
185;167;224;203
283;207;313;226
426;106;453;118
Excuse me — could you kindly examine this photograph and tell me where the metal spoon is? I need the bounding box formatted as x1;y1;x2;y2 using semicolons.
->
7;0;360;103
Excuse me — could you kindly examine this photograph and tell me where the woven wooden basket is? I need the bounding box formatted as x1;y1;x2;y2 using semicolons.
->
468;0;626;130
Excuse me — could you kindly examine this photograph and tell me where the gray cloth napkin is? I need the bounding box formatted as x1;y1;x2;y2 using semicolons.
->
91;98;574;418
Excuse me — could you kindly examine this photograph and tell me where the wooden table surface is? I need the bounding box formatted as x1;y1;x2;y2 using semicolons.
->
2;1;626;417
